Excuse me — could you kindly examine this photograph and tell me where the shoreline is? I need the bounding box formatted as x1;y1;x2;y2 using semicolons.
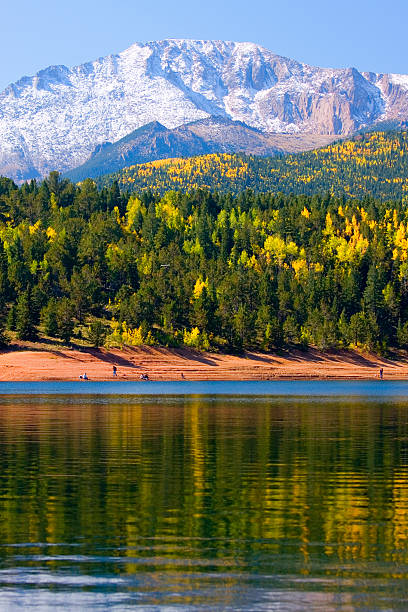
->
0;345;407;382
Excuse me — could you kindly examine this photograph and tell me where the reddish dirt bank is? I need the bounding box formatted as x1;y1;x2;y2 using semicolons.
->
0;345;406;382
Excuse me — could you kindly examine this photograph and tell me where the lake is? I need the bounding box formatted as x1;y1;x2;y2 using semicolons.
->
0;382;407;610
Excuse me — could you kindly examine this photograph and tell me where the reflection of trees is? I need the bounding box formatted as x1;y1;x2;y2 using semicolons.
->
0;397;407;574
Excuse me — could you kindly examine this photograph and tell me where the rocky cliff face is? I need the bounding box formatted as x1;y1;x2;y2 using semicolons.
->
1;39;408;181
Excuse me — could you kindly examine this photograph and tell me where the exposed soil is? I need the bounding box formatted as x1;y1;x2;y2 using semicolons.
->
0;344;406;382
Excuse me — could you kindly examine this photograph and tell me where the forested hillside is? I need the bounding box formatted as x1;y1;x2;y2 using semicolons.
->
101;131;408;202
0;172;408;353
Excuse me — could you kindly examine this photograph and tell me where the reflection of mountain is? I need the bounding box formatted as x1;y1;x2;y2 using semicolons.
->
3;38;408;180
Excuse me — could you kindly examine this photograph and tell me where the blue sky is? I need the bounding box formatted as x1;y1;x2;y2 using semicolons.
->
0;0;405;91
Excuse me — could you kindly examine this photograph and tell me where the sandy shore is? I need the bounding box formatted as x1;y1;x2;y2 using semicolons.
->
0;345;407;382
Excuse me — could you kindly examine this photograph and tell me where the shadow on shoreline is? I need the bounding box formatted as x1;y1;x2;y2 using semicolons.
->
1;342;407;371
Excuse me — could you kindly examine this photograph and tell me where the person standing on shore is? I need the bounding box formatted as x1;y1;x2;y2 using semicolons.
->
113;365;117;377
379;367;384;380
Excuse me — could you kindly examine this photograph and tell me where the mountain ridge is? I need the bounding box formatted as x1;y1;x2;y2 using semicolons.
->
2;39;408;181
64;116;335;181
97;130;408;202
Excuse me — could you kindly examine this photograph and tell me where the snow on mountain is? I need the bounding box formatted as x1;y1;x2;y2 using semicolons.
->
1;39;408;181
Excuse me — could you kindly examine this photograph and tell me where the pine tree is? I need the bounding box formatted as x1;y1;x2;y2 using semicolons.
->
41;299;58;337
87;320;108;348
363;265;385;317
0;242;9;301
6;304;17;331
16;291;36;340
55;298;74;344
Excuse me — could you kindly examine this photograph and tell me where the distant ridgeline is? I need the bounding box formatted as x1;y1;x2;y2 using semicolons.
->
97;131;408;202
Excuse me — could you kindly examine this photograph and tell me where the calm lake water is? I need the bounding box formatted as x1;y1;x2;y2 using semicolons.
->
0;382;407;610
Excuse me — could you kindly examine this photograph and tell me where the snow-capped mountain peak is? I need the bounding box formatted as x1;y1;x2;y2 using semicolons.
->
1;39;408;181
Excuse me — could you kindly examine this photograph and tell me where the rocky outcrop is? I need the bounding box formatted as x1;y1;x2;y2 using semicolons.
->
1;39;408;181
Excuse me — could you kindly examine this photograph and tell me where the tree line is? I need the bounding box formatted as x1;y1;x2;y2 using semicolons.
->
99;130;408;203
0;171;408;353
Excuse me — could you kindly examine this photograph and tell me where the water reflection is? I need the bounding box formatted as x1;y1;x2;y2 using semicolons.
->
0;395;407;609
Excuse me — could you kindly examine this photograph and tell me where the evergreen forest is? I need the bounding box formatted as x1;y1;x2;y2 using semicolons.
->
1;170;408;353
100;131;408;202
